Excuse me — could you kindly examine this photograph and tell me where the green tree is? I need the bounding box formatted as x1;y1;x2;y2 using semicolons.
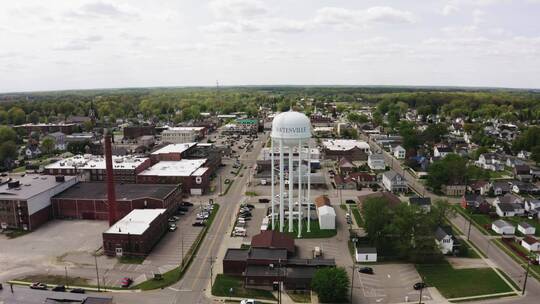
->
0;126;17;142
362;197;392;247
41;137;55;154
431;199;455;227
421;124;448;144
311;267;349;303
531;146;540;164
426;154;467;192
27;111;40;124
347;112;368;124
0;141;18;169
7;107;26;125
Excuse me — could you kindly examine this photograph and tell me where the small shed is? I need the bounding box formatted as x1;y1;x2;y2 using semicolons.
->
317;205;336;230
492;220;515;235
518;222;536;235
356;247;377;262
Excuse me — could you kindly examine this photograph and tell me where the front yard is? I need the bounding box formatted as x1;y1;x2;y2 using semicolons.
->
212;274;275;300
416;261;514;299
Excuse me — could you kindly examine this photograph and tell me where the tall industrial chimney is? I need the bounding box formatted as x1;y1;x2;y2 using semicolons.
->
104;129;117;226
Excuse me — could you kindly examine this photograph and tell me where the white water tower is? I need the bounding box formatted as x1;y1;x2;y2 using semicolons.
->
270;110;313;237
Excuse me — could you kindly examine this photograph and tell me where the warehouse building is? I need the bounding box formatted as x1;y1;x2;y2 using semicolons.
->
0;175;78;231
150;143;198;162
322;139;370;161
161;127;206;144
137;159;211;195
51;182;180;220
45;155;151;183
103;209;167;257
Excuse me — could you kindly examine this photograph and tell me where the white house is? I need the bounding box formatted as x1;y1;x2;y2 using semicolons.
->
382;170;407;193
355;247;377;262
518;223;536;235
435;227;454;254
317;205;336;230
521;236;540;252
476;153;505;171
368;153;385;170
434;146;452;158
393;145;406;159
492;220;515;235
495;202;525;217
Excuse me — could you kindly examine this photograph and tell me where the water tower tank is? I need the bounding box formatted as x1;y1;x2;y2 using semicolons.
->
271;111;312;146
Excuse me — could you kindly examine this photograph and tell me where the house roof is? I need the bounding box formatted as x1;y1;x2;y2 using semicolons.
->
249;248;288;260
322;139;369;151
497;202;519;212
104;209;165;235
224;248;249;261
523;236;539;245
409;196;432;206
436;146;452;153
245;265;281;277
286;267;318;279
251;230;295;254
519;222;534;229
369;153;384;161
492;219;513;229
435;227;451;241
338;157;354;168
356;247;377;254
382;170;402;181
464;193;486;203
318;205;336;216
314;195;331;208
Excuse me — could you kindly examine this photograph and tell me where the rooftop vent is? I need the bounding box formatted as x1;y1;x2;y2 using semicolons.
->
7;181;20;189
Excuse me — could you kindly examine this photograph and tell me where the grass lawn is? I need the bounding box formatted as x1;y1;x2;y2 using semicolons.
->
493;239;540;281
212;274;275;300
118;256;145;264
19;275;89;287
455;236;481;259
351;206;363;227
416;261;513;299
272;220;337;239
245;191;258;196
287;291;311;303
339;204;347;211
452;205;497;236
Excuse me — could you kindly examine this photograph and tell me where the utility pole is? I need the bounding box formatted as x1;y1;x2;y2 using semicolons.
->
181;234;185;268
350;263;355;303
94;255;101;292
209;257;215;290
522;255;532;296
65;266;69;289
467;217;472;241
418;276;425;304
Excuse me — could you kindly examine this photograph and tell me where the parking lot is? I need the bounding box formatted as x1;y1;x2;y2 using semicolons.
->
0;219;107;282
356;264;432;304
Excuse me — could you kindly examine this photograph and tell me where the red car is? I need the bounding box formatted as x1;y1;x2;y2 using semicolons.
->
120;277;133;288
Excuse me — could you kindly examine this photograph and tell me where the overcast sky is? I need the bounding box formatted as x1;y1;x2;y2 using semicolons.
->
1;0;540;92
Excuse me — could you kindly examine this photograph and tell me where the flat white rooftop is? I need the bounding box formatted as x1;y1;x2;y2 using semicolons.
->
322;139;370;151
151;143;197;155
139;159;207;177
105;209;166;235
163;127;204;132
45;155;148;170
0;174;78;201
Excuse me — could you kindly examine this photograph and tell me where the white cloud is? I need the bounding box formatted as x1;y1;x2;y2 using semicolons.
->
65;1;139;20
209;0;268;19
442;5;459;15
53;35;104;51
314;6;415;30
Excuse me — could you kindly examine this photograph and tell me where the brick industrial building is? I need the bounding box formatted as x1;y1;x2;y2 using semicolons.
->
0;175;78;231
51;182;181;220
321;139;370;161
102;209;167;257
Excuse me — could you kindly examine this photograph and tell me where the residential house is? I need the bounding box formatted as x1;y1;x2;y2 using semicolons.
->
367;153;385;170
382;170;407;193
45;132;66;151
393;145;406;159
495;202;525;217
461;194;490;213
521;236;540;252
494;193;523;206
511;181;540;195
518;223;536;235
518;150;531;160
492;220;515;235
443;184;466;196
338;157;354;174
476;153;505;171
409;197;432;212
506;157;525;169
491;181;512;196
468;180;490;196
24;145;41;159
525;199;540;217
514;165;532;182
531;166;540;181
434;146;452;158
435;227;454;254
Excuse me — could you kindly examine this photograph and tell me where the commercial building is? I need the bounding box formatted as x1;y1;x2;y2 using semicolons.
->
322;139;370;161
52;182;180;220
137;159;211;195
0;175;78;231
123;125;156;139
222;119;259;135
14;123;77;135
45;155;151;183
161;127;206;144
150;143;198;162
103;209;167;257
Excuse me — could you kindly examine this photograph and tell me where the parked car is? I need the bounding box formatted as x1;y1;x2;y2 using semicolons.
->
413;282;427;290
240;299;257;304
29;282;47;290
178;206;189;212
358;267;374;275
193;220;206;227
52;285;66;292
259;198;270;203
168;217;177;223
120;277;133;288
169;224;177;231
70;288;85;294
180;201;194;207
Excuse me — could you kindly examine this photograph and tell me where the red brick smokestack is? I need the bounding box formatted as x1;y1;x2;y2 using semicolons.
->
104;129;117;226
